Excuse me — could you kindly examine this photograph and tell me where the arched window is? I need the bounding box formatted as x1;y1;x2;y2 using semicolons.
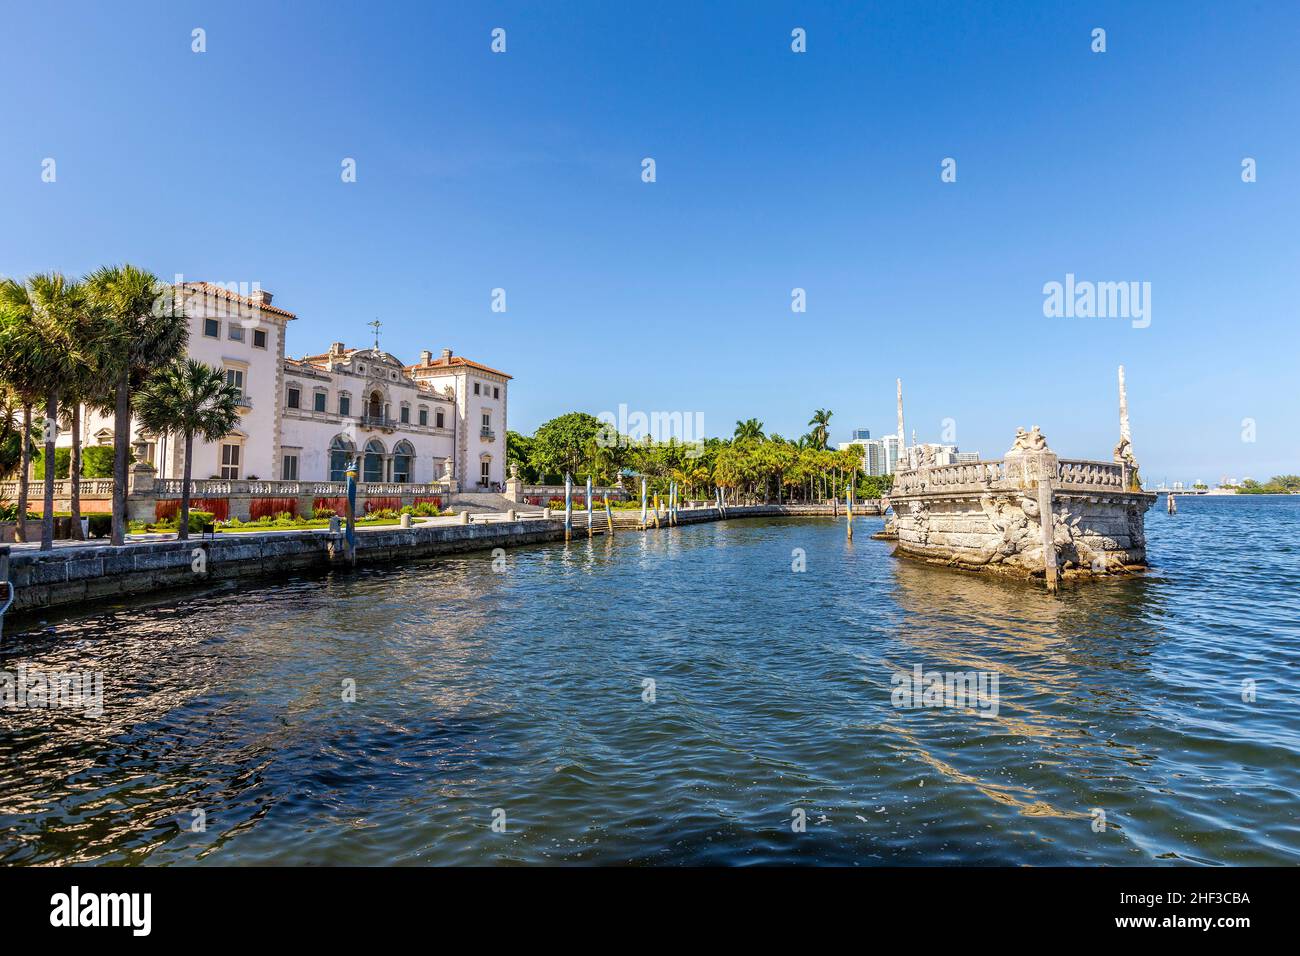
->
329;435;356;482
393;441;414;483
367;391;384;420
364;439;386;483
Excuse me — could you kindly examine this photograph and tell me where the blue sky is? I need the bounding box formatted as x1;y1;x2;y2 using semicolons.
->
2;0;1297;483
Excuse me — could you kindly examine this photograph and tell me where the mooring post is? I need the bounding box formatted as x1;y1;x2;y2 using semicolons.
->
586;476;593;537
640;476;647;530
1168;492;1177;515
564;472;573;541
0;545;12;639
1037;477;1058;594
669;481;676;526
604;495;614;534
344;457;359;568
846;486;853;540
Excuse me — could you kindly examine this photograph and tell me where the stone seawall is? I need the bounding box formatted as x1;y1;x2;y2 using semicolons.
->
4;504;859;616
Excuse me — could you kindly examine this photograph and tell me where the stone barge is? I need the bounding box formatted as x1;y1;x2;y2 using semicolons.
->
884;368;1156;588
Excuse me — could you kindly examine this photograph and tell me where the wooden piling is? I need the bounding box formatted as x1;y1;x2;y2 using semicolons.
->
564;473;573;541
344;460;359;568
586;477;594;537
846;488;853;540
0;545;11;639
604;495;614;533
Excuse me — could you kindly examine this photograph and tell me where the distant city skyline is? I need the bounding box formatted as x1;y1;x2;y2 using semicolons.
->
3;1;1296;479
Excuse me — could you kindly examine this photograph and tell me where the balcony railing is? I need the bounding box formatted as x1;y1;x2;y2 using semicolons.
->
360;414;399;429
480;427;495;440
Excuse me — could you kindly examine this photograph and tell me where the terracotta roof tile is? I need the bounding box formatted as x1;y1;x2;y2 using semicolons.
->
407;355;512;379
179;281;297;320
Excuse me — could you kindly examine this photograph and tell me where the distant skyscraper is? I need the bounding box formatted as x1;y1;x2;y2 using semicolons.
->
851;428;871;441
881;435;902;475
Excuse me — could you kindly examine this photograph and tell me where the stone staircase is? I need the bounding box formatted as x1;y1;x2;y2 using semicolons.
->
444;492;546;515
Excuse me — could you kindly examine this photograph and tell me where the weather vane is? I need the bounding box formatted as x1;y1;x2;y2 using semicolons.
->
368;318;382;351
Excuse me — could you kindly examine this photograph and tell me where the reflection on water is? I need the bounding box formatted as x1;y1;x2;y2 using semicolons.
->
2;497;1298;865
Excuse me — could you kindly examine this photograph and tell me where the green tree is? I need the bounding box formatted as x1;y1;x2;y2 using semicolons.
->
85;266;188;545
733;418;765;442
529;412;603;482
807;409;833;450
133;359;241;541
506;430;537;482
0;275;86;550
0;280;47;541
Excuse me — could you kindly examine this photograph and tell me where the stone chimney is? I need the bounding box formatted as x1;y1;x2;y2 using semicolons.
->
420;349;432;365
330;342;346;356
441;348;453;361
248;288;273;306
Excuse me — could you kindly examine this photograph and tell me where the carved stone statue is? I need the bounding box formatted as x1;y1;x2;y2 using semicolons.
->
1113;436;1136;466
1006;425;1049;457
509;461;519;480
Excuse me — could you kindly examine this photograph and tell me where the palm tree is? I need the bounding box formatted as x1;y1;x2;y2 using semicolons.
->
807;409;833;450
133;359;240;540
733;418;765;442
85;266;188;545
0;275;85;550
59;299;120;540
0;281;43;541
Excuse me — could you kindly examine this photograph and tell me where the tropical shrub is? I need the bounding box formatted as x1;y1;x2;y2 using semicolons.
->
33;448;72;480
82;446;115;478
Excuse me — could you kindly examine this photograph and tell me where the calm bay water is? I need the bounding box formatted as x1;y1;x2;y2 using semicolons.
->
2;496;1298;866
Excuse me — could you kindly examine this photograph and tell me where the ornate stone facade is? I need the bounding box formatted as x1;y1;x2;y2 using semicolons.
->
887;429;1156;582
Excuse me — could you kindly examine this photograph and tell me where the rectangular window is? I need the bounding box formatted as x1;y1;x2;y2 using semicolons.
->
436;409;445;428
313;392;327;413
493;386;500;399
419;408;428;426
474;383;480;395
228;325;245;342
287;386;300;409
400;406;410;424
221;444;241;479
339;395;351;416
282;454;299;481
482;412;491;429
225;368;244;392
481;460;491;483
203;317;219;338
253;329;268;349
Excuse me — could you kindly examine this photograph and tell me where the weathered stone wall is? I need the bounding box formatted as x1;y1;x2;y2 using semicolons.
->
887;446;1156;580
3;504;860;616
891;489;1153;576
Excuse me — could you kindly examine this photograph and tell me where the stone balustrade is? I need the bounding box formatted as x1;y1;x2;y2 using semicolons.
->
0;478;115;502
891;457;1130;497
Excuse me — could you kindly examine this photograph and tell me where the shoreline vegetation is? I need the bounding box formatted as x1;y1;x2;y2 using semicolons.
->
1227;476;1300;494
507;411;894;504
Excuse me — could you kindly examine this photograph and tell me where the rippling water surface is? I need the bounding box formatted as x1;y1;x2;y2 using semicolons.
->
2;497;1298;865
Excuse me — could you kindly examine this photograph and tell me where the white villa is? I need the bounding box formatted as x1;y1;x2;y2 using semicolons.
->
61;282;511;491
